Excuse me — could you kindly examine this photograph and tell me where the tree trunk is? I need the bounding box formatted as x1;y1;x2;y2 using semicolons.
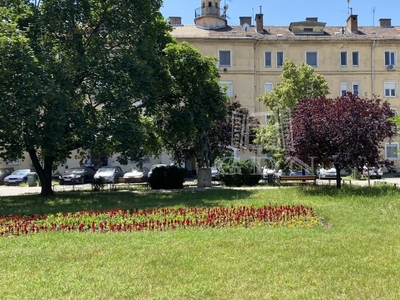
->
28;149;54;196
334;164;341;190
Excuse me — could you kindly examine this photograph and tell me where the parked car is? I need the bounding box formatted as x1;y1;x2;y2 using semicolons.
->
362;166;383;179
4;169;32;185
148;164;167;178
52;170;63;181
262;167;275;179
0;167;15;185
318;167;349;179
123;167;149;183
211;166;219;180
94;166;125;183
289;169;312;176
60;167;97;184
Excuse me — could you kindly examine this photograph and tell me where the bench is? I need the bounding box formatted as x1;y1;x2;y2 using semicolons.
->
118;177;150;189
278;175;316;185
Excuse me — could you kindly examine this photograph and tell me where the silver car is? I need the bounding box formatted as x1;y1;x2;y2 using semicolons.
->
94;166;125;183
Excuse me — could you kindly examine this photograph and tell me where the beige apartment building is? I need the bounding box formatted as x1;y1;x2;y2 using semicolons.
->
168;0;400;169
2;1;399;173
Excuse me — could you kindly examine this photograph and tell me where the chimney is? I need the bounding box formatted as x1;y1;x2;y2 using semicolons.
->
169;16;182;26
379;18;392;27
306;17;318;22
347;14;358;33
239;16;252;26
255;6;263;33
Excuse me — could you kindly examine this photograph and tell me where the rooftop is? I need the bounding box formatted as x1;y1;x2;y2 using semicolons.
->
170;24;400;41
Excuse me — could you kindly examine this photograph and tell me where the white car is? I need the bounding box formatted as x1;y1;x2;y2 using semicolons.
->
318;167;349;179
362;166;383;179
262;167;275;179
123;167;149;183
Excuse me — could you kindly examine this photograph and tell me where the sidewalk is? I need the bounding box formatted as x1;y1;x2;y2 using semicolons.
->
1;175;400;197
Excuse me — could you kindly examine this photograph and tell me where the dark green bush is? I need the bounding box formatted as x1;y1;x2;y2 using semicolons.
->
148;165;186;190
92;177;106;191
218;159;261;187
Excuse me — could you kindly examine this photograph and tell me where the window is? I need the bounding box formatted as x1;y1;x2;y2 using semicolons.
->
352;51;359;66
385;51;396;66
340;82;348;96
264;82;273;93
340;51;347;66
385;142;399;160
384;82;397;97
219;50;231;67
352;82;360;96
265;51;272;67
277;51;284;67
219;81;233;98
265;114;273;125
306;51;318;67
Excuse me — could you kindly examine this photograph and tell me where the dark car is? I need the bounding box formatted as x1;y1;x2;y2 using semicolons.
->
60;167;96;184
0;167;15;185
94;166;125;183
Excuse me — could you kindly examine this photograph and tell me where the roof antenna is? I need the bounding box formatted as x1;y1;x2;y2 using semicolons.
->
372;7;376;26
347;0;351;16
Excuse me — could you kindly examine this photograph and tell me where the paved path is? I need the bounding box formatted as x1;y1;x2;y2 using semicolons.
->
1;176;400;197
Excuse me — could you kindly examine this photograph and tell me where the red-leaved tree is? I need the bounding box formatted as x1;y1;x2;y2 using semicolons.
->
284;93;395;189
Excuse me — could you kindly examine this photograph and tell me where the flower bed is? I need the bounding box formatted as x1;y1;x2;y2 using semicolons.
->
0;205;320;236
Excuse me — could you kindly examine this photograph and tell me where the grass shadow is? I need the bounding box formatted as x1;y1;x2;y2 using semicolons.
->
0;189;254;216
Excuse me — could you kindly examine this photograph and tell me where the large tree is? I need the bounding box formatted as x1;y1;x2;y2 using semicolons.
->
153;42;229;166
255;59;330;170
0;0;173;195
286;93;395;189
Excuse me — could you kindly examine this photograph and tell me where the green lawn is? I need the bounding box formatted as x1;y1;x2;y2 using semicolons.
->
1;186;400;299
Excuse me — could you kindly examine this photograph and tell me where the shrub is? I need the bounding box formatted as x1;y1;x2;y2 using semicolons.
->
218;159;261;187
92;177;106;191
148;165;186;190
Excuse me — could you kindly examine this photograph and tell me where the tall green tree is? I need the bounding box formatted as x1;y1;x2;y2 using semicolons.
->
0;0;173;195
153;42;228;166
255;59;330;170
258;59;329;110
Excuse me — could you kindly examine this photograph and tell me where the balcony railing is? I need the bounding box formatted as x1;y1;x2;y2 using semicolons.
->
195;7;228;20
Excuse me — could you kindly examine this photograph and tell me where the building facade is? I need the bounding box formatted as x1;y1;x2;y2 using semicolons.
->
168;1;400;169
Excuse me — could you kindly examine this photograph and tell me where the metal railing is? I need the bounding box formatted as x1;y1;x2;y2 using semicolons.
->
195;7;228;19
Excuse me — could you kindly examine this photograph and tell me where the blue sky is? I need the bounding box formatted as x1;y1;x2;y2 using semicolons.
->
160;0;400;27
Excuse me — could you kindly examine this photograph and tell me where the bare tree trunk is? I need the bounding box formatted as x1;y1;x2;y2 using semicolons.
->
28;149;54;196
